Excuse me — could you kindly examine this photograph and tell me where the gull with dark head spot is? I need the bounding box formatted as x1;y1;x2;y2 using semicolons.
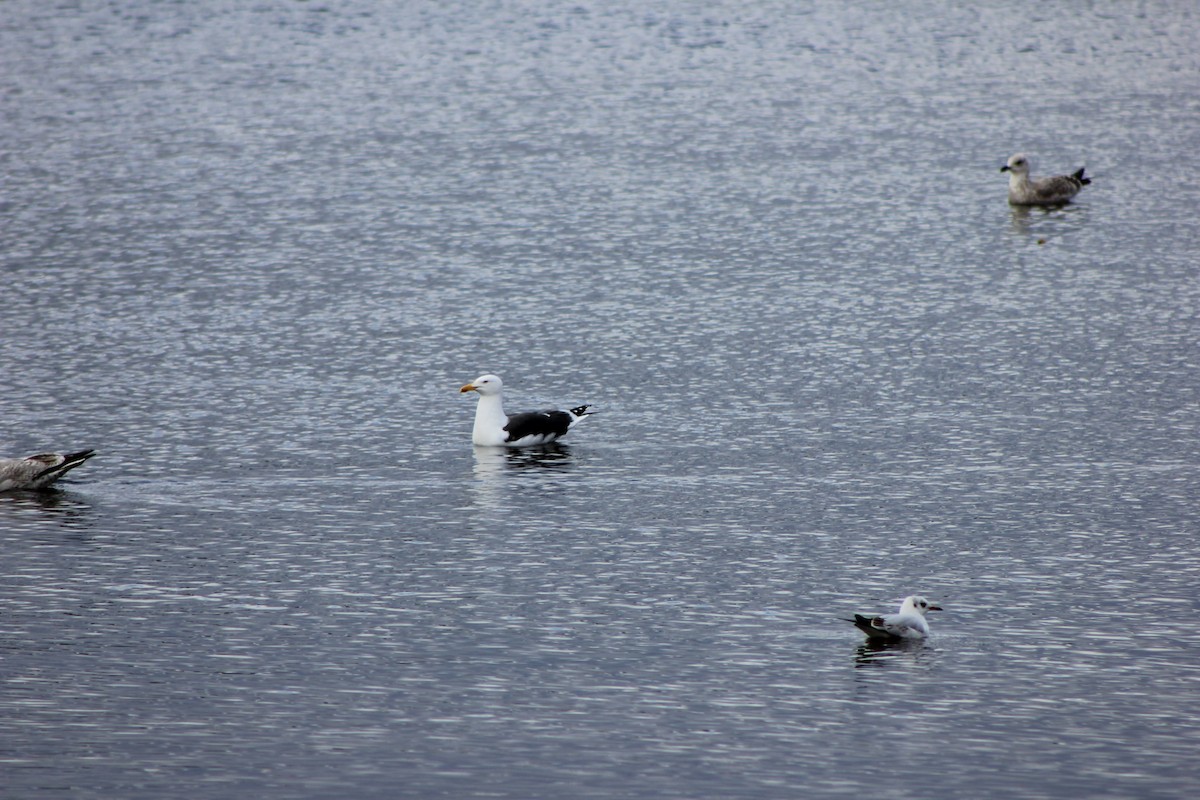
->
460;374;595;447
0;449;96;492
1001;153;1091;205
846;595;943;641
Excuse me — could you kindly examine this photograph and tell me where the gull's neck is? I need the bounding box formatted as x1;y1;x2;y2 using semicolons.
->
1008;171;1031;191
472;392;509;445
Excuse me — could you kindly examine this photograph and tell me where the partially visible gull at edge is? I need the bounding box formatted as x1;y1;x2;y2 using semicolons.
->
0;449;96;492
460;374;595;447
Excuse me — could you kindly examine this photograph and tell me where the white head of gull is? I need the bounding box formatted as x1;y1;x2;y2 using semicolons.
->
460;373;594;447
1000;153;1090;206
847;595;943;641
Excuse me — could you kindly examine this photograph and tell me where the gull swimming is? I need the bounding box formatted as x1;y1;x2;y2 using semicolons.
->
1001;153;1091;205
0;449;96;492
460;374;595;447
846;595;942;641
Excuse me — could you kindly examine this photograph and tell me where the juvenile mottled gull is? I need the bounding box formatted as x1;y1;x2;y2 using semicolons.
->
0;449;96;492
460;374;595;447
1001;153;1091;205
845;595;942;641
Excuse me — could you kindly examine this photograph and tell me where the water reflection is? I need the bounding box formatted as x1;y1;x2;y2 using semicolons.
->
1007;203;1088;238
0;488;96;530
471;443;576;477
853;638;936;669
470;444;577;512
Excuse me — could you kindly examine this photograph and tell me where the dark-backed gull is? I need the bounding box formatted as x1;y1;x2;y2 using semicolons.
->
1001;153;1090;205
845;595;942;641
0;449;96;492
460;374;594;447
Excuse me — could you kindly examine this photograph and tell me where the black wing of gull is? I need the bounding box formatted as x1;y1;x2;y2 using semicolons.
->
503;410;575;443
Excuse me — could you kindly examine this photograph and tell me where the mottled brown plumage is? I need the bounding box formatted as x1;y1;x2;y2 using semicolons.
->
1001;153;1090;205
0;450;96;491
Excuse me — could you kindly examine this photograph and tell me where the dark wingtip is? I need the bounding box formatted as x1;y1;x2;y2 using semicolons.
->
569;405;594;417
1072;167;1091;185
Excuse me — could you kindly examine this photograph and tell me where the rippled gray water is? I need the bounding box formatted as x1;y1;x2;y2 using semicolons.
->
3;1;1200;797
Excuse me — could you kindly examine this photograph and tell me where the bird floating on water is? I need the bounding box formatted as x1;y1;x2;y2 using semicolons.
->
460;374;594;447
1001;153;1090;205
846;595;942;641
0;449;96;492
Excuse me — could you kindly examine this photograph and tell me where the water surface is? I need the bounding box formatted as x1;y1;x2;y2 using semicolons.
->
3;1;1199;797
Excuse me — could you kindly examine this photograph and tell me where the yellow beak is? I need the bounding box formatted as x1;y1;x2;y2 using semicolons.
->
460;383;478;393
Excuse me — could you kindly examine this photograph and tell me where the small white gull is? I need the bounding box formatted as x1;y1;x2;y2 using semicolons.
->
1001;153;1091;205
0;449;96;492
846;595;942;641
460;374;594;447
